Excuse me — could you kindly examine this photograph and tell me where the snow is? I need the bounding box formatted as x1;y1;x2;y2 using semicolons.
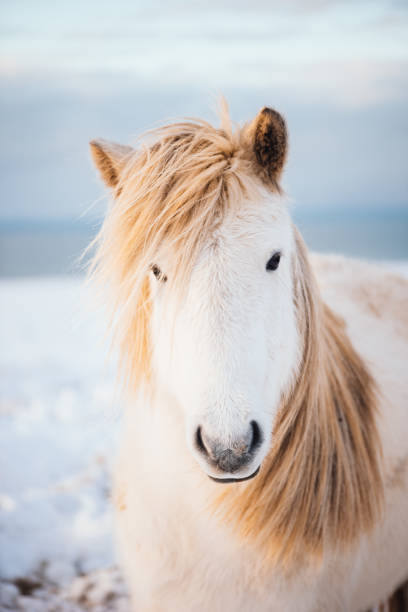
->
1;264;407;609
0;278;125;609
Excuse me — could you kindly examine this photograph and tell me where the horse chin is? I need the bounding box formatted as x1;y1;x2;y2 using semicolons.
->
208;465;260;484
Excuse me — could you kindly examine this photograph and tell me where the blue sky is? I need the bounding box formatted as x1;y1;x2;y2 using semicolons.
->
1;0;407;222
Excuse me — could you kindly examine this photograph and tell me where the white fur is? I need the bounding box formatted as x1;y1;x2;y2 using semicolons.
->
114;195;408;611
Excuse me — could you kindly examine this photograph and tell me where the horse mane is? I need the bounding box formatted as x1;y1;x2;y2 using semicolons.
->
89;106;264;389
215;229;384;568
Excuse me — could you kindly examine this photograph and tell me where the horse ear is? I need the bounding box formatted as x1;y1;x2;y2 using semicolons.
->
246;107;288;185
89;139;134;188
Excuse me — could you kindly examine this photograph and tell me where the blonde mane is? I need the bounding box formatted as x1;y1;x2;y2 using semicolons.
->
216;231;384;567
89;108;265;388
90;108;383;568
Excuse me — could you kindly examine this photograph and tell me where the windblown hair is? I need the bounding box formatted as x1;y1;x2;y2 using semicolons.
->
89;108;265;388
90;106;383;567
216;230;384;568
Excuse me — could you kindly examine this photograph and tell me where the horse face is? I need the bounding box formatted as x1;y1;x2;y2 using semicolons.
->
90;104;295;482
150;198;299;482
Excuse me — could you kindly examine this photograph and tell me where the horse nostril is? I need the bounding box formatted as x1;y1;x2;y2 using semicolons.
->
195;426;209;457
249;420;263;454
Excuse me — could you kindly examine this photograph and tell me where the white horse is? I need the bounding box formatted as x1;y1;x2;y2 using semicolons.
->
89;104;408;611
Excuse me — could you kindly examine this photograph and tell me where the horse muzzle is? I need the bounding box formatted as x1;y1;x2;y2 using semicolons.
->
193;420;263;483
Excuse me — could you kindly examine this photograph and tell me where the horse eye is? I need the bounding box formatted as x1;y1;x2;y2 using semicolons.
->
151;264;167;282
266;252;281;272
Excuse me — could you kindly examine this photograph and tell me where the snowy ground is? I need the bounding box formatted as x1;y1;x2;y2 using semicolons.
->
1;264;407;610
0;278;127;610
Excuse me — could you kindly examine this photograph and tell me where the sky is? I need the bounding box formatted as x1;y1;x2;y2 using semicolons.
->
0;0;407;222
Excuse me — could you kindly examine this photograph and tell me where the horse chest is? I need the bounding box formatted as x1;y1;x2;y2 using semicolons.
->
115;412;336;611
115;479;325;611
